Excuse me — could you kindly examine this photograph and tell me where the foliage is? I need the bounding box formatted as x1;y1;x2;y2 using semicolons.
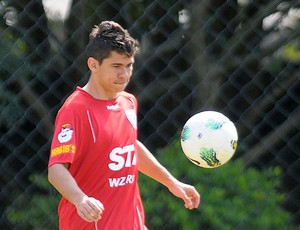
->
139;140;297;230
0;29;26;129
5;140;299;230
0;88;24;129
280;41;300;63
6;174;60;230
0;0;299;229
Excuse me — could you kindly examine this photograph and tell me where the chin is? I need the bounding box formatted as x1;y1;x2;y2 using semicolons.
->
115;83;127;89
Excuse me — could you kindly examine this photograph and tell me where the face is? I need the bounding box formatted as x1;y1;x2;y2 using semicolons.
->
89;51;134;99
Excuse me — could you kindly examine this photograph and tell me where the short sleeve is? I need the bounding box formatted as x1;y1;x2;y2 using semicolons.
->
48;107;79;167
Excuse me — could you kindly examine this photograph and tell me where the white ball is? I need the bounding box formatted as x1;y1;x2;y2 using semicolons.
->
180;111;238;168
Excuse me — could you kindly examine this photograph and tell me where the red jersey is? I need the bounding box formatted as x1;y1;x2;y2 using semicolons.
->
49;87;146;230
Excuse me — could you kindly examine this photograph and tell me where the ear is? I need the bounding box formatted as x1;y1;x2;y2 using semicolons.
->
87;57;98;71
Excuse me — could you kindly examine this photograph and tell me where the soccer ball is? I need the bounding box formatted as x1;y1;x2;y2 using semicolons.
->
180;111;238;168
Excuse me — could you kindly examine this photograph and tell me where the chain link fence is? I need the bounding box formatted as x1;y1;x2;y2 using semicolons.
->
0;0;300;229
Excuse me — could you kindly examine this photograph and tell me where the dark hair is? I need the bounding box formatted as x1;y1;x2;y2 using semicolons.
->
85;21;140;64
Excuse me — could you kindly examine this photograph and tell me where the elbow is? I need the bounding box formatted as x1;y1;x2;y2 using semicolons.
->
47;164;60;185
47;165;55;185
47;163;70;186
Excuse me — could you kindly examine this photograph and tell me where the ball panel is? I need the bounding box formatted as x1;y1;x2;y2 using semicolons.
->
180;111;238;168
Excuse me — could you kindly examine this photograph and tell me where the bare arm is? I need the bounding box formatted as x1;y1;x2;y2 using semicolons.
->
137;140;200;209
48;163;104;222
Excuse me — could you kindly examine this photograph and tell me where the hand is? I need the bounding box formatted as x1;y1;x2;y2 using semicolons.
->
168;180;200;209
75;195;104;222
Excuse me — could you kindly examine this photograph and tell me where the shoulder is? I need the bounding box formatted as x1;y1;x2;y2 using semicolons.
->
57;89;89;117
118;91;136;100
118;91;137;106
63;88;90;109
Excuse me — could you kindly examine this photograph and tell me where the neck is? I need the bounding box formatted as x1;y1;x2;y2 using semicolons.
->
82;82;116;100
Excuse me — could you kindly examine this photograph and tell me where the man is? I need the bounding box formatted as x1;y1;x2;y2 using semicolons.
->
48;21;200;230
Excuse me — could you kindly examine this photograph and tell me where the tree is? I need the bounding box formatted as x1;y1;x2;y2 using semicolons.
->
187;0;300;165
1;0;300;228
186;0;300;224
0;0;52;228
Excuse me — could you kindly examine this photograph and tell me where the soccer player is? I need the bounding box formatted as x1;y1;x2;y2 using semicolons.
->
48;21;200;230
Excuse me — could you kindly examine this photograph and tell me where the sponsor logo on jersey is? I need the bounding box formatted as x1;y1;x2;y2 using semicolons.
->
58;123;73;143
108;144;136;171
51;144;76;157
108;174;135;188
106;104;120;110
108;144;137;188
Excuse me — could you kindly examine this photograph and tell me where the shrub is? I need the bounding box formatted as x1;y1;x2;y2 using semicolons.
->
6;174;59;230
139;140;297;230
7;140;298;230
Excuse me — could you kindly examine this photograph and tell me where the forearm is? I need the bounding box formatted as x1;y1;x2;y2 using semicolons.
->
137;140;178;187
137;140;200;209
48;163;86;206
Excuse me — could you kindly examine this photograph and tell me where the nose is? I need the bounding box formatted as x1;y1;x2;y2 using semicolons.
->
118;67;131;78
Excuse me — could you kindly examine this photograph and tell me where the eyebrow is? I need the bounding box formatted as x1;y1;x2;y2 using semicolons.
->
111;61;134;66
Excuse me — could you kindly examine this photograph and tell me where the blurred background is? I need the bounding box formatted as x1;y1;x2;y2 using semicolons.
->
0;0;299;229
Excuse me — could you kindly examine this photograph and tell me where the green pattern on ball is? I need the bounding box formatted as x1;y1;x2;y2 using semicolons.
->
181;126;191;141
205;119;225;130
200;147;221;167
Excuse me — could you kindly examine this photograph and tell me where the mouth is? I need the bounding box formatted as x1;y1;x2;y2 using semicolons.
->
114;81;127;85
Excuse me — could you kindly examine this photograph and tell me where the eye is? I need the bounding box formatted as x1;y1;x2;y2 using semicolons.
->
126;63;134;69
